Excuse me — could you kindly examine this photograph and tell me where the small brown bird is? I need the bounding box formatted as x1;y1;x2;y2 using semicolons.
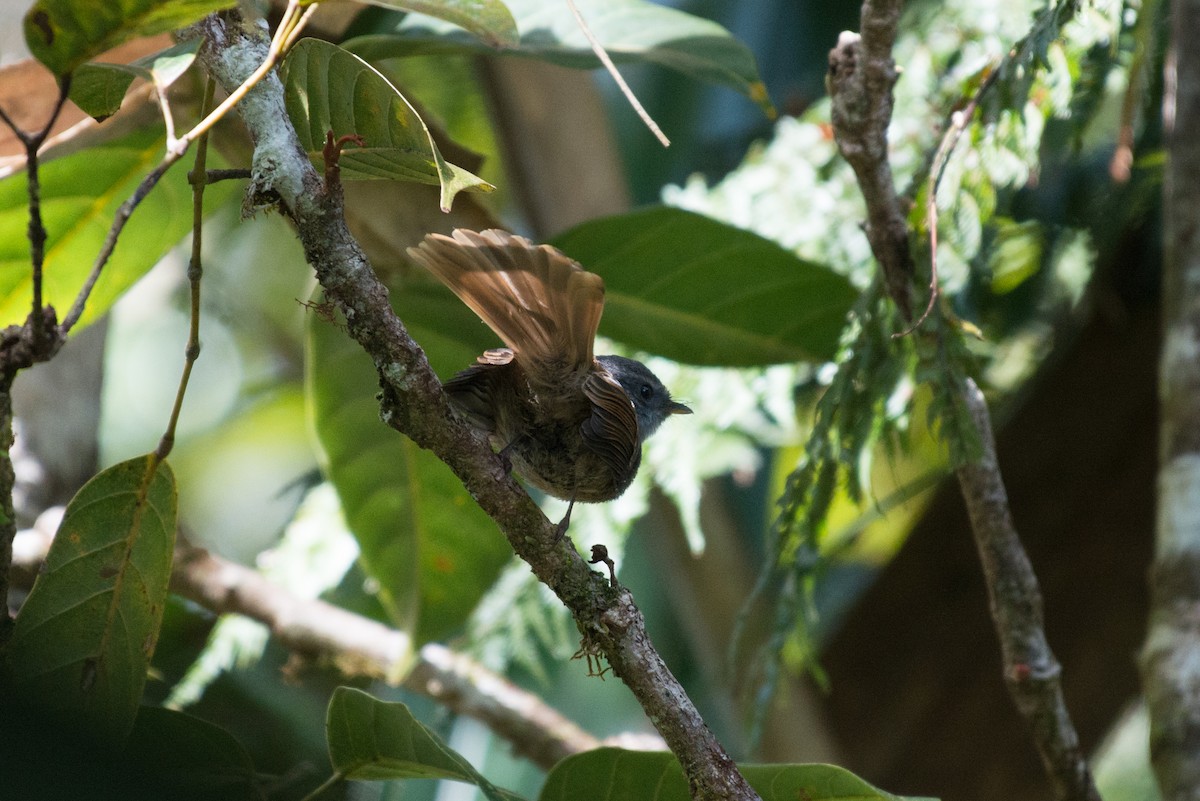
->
407;229;691;533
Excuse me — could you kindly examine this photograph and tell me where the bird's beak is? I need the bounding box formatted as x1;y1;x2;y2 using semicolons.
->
669;401;693;415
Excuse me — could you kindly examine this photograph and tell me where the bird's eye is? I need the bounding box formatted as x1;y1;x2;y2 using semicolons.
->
639;383;653;401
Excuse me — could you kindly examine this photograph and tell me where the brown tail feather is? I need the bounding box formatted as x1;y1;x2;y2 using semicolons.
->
407;229;605;368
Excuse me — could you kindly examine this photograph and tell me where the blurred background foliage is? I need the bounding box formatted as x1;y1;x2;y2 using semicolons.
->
0;0;1165;798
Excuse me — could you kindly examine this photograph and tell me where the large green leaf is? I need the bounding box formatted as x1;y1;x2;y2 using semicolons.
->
551;207;857;366
540;749;937;801
0;704;263;800
279;38;493;211
123;707;264;800
306;292;509;644
5;455;178;742
325;687;526;800
70;37;202;121
24;0;234;77
357;0;519;49
0;125;237;330
345;0;773;115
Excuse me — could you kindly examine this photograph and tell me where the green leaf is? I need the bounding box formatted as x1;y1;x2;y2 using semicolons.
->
24;0;234;77
0;704;263;800
345;0;773;115
124;707;264;800
551;207;857;366
989;218;1045;294
357;0;519;49
0;125;237;330
5;455;178;742
71;38;202;121
306;297;509;643
326;687;527;800
540;749;936;801
279;38;494;211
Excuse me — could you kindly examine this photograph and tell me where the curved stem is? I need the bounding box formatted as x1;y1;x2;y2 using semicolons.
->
157;78;216;461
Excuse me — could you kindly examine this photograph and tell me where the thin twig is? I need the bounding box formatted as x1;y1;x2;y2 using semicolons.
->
60;156;180;333
1110;0;1161;182
192;168;252;184
566;0;670;147
0;76;74;342
61;3;315;333
157;79;216;461
896;65;1001;338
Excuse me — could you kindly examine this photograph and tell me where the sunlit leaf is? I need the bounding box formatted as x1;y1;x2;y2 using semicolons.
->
70;38;202;121
357;0;519;48
279;38;493;211
0;125;237;330
551;206;857;366
540;749;936;801
989;218;1044;294
325;687;526;801
24;0;233;77
306;295;509;643
345;0;774;115
5;455;177;741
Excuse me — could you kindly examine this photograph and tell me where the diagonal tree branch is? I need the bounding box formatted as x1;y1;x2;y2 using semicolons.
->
956;380;1098;801
827;4;1099;801
189;11;757;801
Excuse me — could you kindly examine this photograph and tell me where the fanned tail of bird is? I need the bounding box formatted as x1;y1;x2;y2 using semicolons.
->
407;229;605;369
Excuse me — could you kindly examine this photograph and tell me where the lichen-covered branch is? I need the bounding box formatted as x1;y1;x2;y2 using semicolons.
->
190;12;756;800
1142;1;1200;797
827;4;1099;800
826;2;913;321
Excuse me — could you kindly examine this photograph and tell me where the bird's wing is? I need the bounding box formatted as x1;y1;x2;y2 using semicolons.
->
441;348;515;432
407;229;605;370
580;369;640;476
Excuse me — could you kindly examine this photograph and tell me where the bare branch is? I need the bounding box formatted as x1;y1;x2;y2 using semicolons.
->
826;3;913;321
957;380;1099;801
827;4;1100;800
191;11;755;800
170;542;605;768
59;156;182;333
